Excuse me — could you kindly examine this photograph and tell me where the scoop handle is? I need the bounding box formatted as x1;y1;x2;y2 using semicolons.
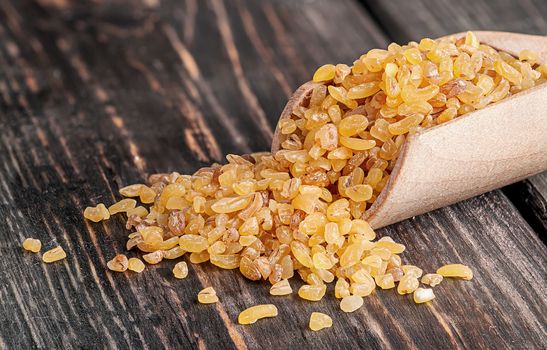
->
366;84;547;228
365;32;547;228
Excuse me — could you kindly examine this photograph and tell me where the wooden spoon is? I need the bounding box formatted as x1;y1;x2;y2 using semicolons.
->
272;31;547;229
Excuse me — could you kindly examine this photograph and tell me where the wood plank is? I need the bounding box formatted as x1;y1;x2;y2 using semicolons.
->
0;0;383;348
505;173;547;237
0;0;545;349
361;0;547;43
361;0;547;236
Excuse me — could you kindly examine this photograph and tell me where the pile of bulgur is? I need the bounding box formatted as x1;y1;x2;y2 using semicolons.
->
25;32;545;328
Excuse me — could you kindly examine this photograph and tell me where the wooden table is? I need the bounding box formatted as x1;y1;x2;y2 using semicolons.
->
1;0;545;348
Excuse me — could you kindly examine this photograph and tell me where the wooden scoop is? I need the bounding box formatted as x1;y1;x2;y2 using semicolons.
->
272;31;547;229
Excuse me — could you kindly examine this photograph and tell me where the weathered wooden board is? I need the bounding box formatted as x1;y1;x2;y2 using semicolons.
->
0;0;545;349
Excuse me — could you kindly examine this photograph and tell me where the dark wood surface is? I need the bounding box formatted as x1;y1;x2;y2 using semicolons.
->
0;0;545;349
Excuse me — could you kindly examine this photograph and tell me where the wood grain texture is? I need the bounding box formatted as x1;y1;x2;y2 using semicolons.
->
0;0;545;349
505;173;547;238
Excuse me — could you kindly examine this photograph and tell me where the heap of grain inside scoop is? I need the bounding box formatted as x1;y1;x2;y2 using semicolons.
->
77;32;545;323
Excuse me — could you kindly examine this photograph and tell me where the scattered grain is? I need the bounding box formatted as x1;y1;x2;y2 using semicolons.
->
413;287;435;304
107;254;129;272
238;304;278;324
42;246;66;263
397;275;419;295
270;279;293;296
340;295;364;313
198;287;219;304
298;284;327;301
143;251;163;265
22;238;41;253
108;199;137;215
85;32;537;315
173;261;189;279
437;264;473;280
84;203;110;222
309;312;333;331
128;258;145;273
421;273;443;287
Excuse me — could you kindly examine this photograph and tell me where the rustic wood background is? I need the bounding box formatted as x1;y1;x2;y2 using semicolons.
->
0;0;545;348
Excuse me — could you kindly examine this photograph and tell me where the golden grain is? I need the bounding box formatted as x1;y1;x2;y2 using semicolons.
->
82;32;541;314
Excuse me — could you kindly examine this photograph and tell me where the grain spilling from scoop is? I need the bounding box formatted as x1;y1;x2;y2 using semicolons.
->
78;31;546;325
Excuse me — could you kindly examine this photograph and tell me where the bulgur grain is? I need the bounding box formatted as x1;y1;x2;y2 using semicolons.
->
413;287;435;304
298;284;327;301
82;32;541;315
270;279;292;296
173;261;189;279
143;251;163;265
107;254;129;272
437;264;473;280
340;295;364;313
198;287;219;304
309;312;333;331
22;238;41;253
127;258;145;273
84;203;110;222
42;246;66;263
238;304;278;324
108;199;137;215
421;273;443;287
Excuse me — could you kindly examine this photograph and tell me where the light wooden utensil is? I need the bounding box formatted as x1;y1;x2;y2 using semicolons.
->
272;31;547;229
